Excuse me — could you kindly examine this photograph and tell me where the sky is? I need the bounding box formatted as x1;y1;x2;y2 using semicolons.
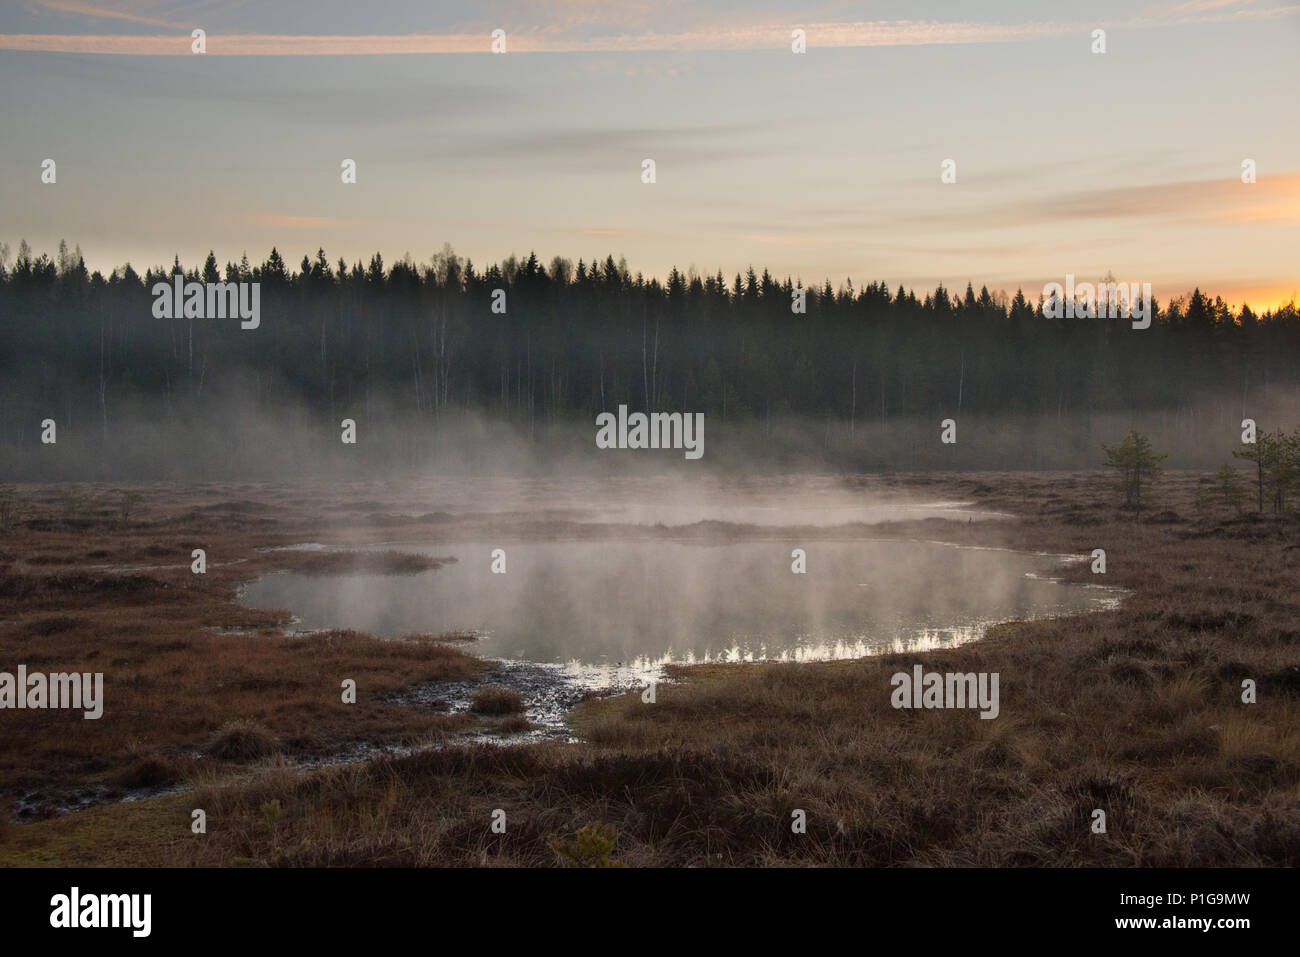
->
0;0;1297;311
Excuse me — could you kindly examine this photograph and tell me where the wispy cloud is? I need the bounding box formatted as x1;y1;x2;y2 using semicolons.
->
1016;172;1300;227
871;171;1300;232
5;2;1295;55
34;0;188;30
380;123;775;169
0;33;482;55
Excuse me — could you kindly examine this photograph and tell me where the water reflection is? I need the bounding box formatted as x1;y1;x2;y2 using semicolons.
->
241;540;1117;679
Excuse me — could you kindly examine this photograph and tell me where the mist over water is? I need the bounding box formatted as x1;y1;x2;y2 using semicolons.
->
240;488;1117;680
275;474;1010;525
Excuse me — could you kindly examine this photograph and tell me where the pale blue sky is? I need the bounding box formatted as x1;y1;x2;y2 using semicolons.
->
1;0;1297;308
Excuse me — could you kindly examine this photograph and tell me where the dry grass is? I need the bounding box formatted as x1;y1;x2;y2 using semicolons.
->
3;472;1299;866
470;686;525;716
0;485;488;818
495;716;536;735
208;719;281;762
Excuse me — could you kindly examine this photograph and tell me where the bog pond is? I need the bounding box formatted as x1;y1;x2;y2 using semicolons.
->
240;529;1119;686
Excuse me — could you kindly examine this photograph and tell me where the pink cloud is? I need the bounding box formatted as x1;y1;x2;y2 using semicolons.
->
5;3;1294;56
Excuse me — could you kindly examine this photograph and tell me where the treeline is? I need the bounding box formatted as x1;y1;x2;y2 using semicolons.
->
2;240;1298;438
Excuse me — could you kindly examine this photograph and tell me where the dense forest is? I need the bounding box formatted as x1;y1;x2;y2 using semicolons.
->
1;240;1297;474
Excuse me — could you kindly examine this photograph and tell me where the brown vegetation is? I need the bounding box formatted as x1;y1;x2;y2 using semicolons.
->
0;483;487;820
2;473;1298;866
471;686;526;716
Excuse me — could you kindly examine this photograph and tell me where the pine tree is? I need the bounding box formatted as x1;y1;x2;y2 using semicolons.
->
1102;431;1167;518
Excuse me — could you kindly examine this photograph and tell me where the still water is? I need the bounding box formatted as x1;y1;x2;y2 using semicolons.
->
240;538;1116;677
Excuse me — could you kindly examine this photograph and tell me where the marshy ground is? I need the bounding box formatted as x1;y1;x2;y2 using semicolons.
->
0;472;1296;866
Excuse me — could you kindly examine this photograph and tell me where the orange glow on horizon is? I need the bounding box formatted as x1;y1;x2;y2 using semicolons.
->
1230;287;1299;315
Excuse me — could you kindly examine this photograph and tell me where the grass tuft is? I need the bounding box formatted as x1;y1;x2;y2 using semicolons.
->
470;686;525;715
208;719;280;762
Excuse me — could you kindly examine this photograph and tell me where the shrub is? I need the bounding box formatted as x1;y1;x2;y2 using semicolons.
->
470;686;525;715
553;823;624;868
208;719;279;762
